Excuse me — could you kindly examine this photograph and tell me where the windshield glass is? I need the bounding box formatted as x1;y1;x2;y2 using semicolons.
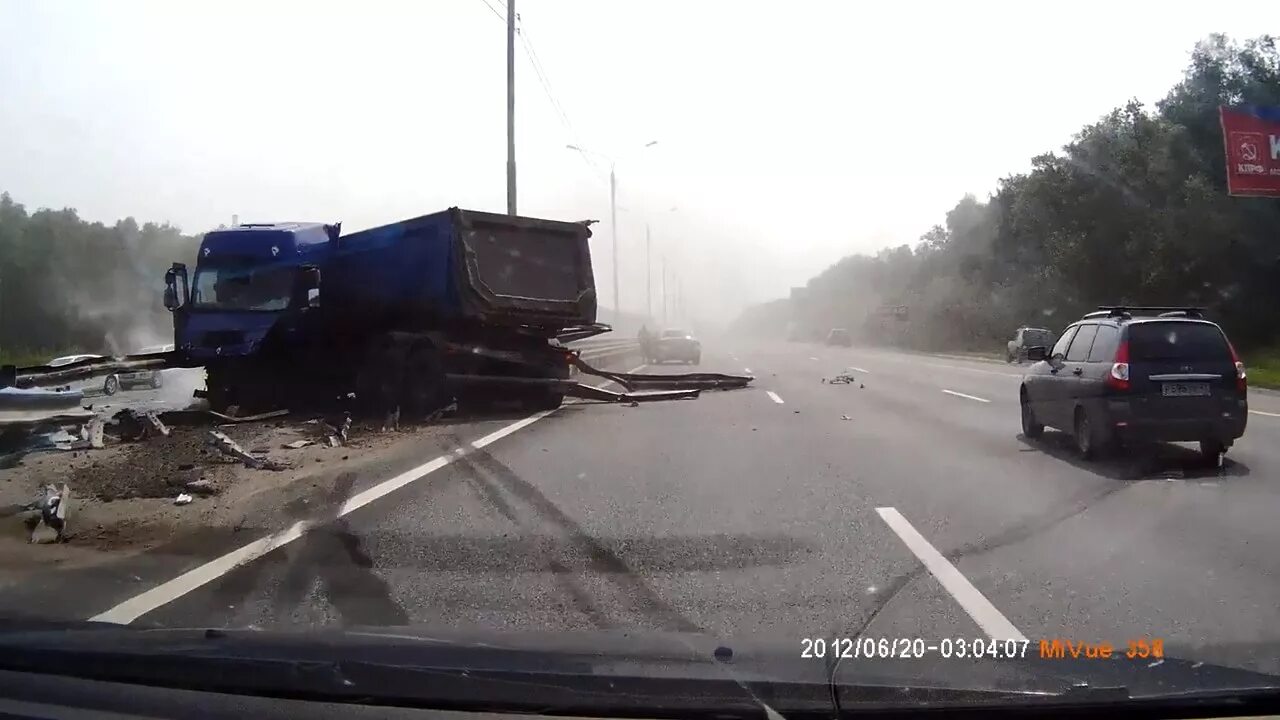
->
192;264;294;311
5;3;1280;713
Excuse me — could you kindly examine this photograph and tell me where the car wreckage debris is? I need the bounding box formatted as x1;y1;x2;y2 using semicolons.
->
207;430;289;471
23;484;70;543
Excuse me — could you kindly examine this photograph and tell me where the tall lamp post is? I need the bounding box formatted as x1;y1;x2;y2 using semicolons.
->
566;141;657;316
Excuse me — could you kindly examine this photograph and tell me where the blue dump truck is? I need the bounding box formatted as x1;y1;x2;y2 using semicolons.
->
3;208;751;416
162;208;602;416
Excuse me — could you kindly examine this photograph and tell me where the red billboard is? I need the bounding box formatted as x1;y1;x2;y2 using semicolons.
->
1219;105;1280;198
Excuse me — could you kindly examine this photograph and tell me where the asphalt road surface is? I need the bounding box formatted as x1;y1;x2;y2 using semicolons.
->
79;342;1280;675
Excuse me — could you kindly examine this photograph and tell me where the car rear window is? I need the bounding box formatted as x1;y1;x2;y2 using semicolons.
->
1023;330;1052;345
1128;322;1230;361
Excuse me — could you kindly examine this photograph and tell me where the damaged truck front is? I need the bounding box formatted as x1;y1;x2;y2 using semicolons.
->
162;208;751;417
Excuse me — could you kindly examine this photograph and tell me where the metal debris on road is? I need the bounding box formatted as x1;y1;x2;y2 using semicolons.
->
173;493;193;506
23;484;70;543
283;440;314;449
323;412;352;444
826;370;858;385
207;408;290;424
207;430;289;471
83;417;105;448
183;478;217;496
145;411;170;437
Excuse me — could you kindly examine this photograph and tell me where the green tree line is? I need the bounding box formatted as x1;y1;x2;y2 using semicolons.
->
0;192;200;365
735;35;1280;354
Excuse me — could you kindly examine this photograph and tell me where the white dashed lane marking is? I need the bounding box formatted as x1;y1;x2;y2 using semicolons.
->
942;389;991;403
766;391;784;404
877;507;1026;641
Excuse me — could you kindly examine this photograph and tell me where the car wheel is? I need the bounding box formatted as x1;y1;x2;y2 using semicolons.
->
1074;407;1098;460
1020;391;1043;439
103;375;120;396
1199;440;1226;466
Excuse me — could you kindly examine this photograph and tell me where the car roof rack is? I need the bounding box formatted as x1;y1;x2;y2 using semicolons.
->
1091;306;1204;320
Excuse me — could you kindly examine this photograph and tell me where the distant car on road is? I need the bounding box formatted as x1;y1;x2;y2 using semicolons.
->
649;329;701;365
48;353;120;396
825;328;852;347
1007;327;1055;363
116;344;173;390
1019;307;1247;463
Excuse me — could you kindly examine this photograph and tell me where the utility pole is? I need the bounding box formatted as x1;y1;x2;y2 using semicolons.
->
609;165;618;315
645;224;652;321
661;257;667;325
506;0;517;215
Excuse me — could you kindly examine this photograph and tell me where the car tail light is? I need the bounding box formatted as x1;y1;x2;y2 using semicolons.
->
1106;340;1130;391
1228;341;1246;393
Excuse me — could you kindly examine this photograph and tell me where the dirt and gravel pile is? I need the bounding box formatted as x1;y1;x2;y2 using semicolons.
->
69;426;250;501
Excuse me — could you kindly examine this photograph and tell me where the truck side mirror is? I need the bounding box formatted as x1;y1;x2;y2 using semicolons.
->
1026;346;1047;362
165;263;190;311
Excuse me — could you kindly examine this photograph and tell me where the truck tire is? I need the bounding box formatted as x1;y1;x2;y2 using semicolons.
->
403;342;446;420
356;336;407;417
103;375;119;396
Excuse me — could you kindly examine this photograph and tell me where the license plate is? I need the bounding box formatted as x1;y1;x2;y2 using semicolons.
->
1161;382;1210;397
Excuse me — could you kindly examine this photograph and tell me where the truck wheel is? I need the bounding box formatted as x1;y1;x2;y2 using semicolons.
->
356;336;406;417
103;375;119;396
151;373;163;390
524;389;565;411
403;343;446;420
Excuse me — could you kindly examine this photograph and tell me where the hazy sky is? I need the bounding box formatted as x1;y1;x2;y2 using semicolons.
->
1;1;1275;321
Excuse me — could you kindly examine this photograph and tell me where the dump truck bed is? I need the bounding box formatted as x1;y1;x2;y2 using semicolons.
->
328;208;597;333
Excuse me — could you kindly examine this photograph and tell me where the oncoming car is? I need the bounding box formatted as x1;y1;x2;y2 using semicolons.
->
115;343;173;390
48;353;120;396
1019;307;1247;462
648;329;701;365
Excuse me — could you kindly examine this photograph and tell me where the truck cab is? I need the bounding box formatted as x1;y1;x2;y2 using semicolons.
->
165;222;334;362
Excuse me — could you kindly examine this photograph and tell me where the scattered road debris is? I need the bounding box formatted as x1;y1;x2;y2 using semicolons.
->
323;412;352;445
283;440;314;450
173;493;193;506
145;411;170;437
208;408;290;424
23;484;70;543
83;417;105;448
207;430;289;471
183;478;217;496
825;370;858;385
841;415;852;421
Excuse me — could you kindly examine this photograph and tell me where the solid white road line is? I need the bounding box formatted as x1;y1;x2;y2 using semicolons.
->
850;366;870;374
92;364;650;625
766;391;785;404
1250;409;1280;418
942;389;991;403
876;507;1027;642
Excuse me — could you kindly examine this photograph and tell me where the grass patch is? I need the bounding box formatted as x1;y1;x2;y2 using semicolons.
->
1247;350;1280;390
0;348;78;368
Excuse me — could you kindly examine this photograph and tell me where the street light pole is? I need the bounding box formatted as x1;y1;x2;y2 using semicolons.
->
645;224;652;321
609;164;618;316
506;0;517;215
564;141;657;317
